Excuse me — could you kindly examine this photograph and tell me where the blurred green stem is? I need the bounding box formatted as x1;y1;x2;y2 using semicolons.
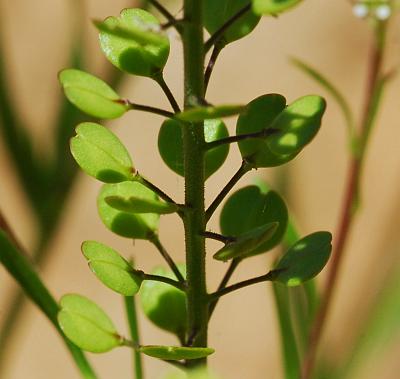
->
124;296;143;379
0;215;97;379
301;20;389;379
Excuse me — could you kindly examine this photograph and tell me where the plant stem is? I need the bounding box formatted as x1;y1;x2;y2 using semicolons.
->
124;296;143;379
126;100;175;118
136;175;178;205
154;74;181;113
149;235;185;284
204;3;252;53
202;231;235;244
142;272;186;290
300;21;388;379
205;160;252;222
147;0;183;35
182;0;208;362
208;258;241;319
205;128;278;150
204;43;223;91
208;271;274;301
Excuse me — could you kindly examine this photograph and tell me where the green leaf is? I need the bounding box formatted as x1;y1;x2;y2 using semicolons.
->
105;193;178;214
58;69;127;119
98;182;159;239
70;122;134;183
273;232;332;286
175;104;244;122
58;294;121;353
214;222;278;261
98;8;170;78
158;119;229;179
220;183;288;256
139;345;215;360
252;0;303;15
291;57;355;136
140;266;187;338
203;0;261;45
237;94;297;167
267;95;326;156
81;241;143;296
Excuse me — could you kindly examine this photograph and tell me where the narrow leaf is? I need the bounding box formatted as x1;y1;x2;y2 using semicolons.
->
59;69;127;119
82;241;143;296
105;194;178;214
213;222;279;261
175;104;244;122
0;230;97;378
70;122;134;183
58;294;121;353
291;57;355;135
139;345;215;360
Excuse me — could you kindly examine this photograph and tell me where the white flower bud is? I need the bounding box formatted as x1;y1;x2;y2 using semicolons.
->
353;3;369;18
375;5;392;20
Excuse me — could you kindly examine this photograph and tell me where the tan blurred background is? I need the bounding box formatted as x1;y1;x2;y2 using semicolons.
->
0;0;400;378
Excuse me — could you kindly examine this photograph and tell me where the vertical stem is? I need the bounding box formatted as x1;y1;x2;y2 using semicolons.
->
301;21;388;379
124;296;143;379
182;0;208;364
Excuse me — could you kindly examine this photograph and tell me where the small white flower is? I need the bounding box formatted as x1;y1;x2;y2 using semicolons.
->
375;4;392;20
352;3;369;18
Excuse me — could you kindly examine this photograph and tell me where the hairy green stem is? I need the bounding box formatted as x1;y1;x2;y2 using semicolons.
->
182;0;208;363
124;296;143;379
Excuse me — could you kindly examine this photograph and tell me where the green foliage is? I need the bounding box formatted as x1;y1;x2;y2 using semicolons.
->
252;0;303;15
98;182;159;239
203;0;261;45
175;104;244;122
98;8;169;78
237;94;294;167
139;345;215;360
58;69;127;119
82;241;143;296
273;232;332;286
237;94;326;166
214;222;278;261
267;95;326;156
140;266;187;339
164;368;220;379
158;119;229;178
220;183;288;256
58;294;121;353
70;122;134;183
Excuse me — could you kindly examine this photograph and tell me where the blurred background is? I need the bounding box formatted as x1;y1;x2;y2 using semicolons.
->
0;0;399;378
